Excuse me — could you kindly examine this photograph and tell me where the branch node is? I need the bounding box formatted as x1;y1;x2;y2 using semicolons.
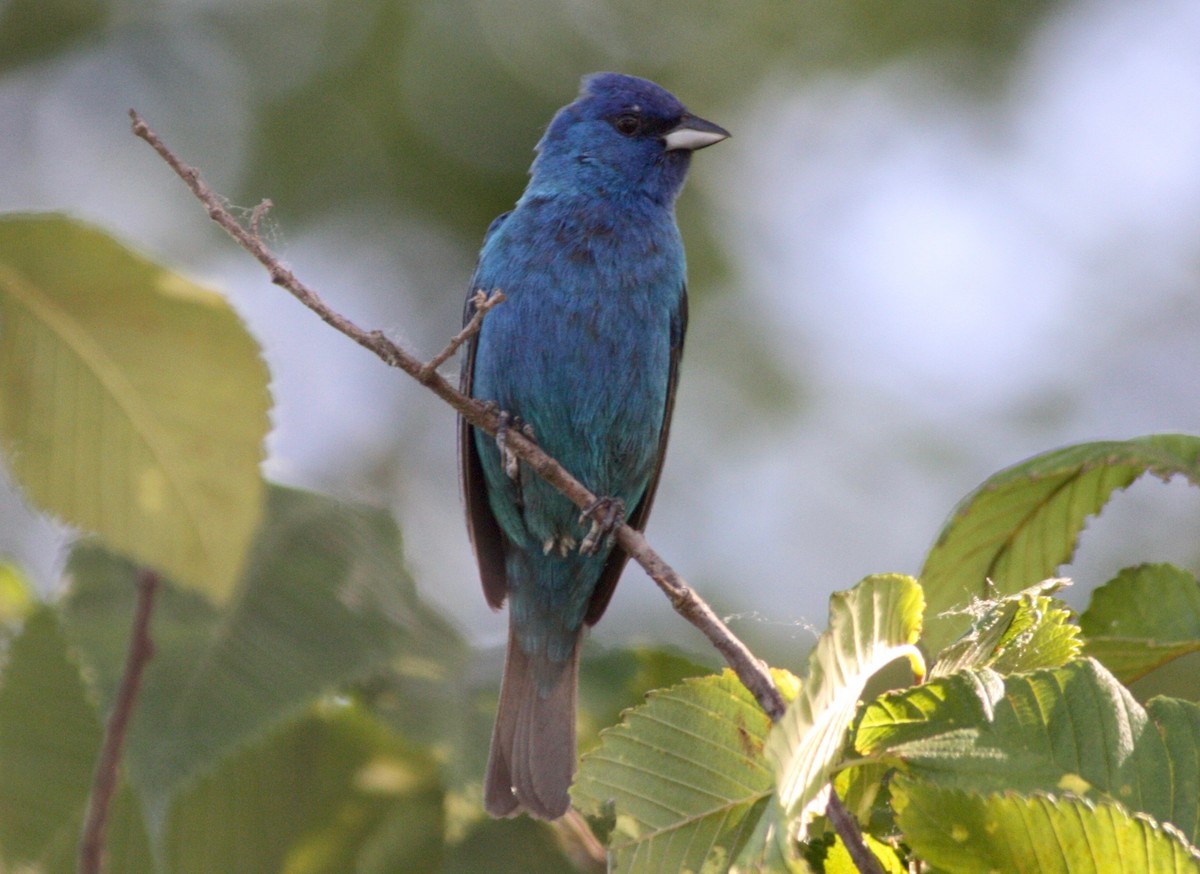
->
249;199;273;240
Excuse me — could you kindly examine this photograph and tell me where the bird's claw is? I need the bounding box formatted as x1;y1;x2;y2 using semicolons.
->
493;409;535;482
578;496;625;555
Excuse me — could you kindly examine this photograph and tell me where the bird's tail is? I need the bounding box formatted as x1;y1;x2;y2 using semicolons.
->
484;622;580;820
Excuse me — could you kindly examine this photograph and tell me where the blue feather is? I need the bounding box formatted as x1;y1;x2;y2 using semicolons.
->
459;72;728;819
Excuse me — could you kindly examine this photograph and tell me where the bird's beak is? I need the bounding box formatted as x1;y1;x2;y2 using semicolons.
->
662;115;731;152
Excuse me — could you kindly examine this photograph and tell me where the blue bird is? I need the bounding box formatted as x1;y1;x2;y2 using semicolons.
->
460;72;728;819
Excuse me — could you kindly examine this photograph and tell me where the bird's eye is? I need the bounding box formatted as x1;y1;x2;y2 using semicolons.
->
613;114;642;137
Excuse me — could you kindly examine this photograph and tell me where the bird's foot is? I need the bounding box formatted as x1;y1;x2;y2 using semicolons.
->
492;409;535;481
578;496;625;555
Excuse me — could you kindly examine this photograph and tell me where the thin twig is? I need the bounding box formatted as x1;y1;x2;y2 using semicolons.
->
419;288;506;381
79;568;160;874
825;787;886;874
129;110;786;724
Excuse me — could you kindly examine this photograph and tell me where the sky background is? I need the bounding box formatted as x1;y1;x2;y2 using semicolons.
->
2;0;1199;668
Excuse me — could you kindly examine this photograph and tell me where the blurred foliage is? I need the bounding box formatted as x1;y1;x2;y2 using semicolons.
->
227;0;1055;251
0;607;100;866
6;0;1054;274
0;561;34;632
60;484;460;823
0;0;107;72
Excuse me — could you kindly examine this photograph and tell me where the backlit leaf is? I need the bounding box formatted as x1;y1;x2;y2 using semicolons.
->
0;214;269;601
920;436;1200;653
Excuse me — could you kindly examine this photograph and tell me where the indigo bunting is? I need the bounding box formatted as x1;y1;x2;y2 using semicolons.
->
460;72;728;819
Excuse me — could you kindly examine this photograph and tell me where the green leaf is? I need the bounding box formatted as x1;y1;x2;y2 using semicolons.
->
0;606;101;866
857;660;1200;844
920;435;1200;653
1081;564;1200;683
578;646;712;753
61;484;440;835
0;213;269;602
572;669;797;873
931;578;1080;678
1146;698;1200;847
766;574;925;839
161;706;444;874
892;778;1200;874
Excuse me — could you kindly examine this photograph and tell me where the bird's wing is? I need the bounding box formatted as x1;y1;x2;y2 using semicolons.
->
461;213;512;609
584;286;688;625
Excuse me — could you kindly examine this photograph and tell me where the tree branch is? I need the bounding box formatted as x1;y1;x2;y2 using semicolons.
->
79;567;159;874
128;110;785;722
825;787;886;874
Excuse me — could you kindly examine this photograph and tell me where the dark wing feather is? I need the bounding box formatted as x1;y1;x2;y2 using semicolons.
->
461;212;513;610
584;287;688;625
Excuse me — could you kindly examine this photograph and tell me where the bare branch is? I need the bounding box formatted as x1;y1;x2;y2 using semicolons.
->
79;568;159;874
129;110;787;723
420;288;506;381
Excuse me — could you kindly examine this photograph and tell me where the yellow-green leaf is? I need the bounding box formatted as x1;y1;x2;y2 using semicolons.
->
893;778;1200;873
931;578;1080;678
0;214;269;601
920;435;1200;653
766;574;925;840
857;660;1200;846
573;669;797;873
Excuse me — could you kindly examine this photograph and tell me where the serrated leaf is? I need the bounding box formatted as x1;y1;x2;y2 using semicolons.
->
0;607;101;866
1147;698;1200;846
572;669;796;873
60;484;441;837
0;214;269;601
892;778;1200;874
766;574;925;839
857;660;1200;843
1081;564;1200;683
579;646;712;752
920;435;1200;653
931;578;1080;678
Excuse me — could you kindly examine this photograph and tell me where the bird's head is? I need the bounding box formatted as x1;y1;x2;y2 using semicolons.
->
525;72;729;205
